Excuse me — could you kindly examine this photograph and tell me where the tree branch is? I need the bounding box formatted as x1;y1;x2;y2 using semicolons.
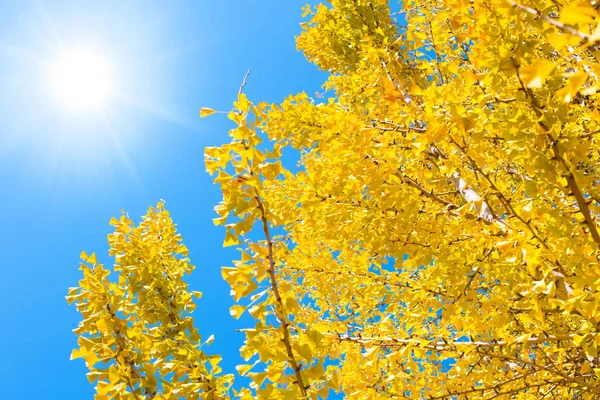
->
508;0;591;41
330;333;573;350
238;69;250;95
254;189;308;397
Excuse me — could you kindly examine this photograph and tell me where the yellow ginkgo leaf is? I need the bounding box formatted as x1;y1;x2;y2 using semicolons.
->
229;304;245;319
70;347;86;360
294;342;312;362
236;363;253;376
88;252;97;264
518;60;556;88
200;107;217;118
234;93;251;113
560;3;597;25
108;365;120;385
204;334;215;345
556;72;588;102
96;318;109;333
223;230;241;247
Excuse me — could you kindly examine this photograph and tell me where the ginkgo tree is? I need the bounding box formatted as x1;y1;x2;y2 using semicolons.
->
70;0;600;398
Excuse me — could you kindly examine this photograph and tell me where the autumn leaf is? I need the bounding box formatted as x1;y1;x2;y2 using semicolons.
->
556;72;589;102
200;107;217;118
518;60;555;88
229;304;245;319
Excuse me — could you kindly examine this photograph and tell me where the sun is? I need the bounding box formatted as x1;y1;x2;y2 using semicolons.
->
51;48;115;111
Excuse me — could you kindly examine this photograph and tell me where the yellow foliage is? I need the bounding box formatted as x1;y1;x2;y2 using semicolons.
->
205;0;600;397
72;0;600;398
68;202;233;399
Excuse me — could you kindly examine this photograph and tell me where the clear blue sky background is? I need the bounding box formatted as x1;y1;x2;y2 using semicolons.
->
0;1;326;397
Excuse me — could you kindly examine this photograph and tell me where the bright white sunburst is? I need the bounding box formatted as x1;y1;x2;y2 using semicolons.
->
51;48;115;111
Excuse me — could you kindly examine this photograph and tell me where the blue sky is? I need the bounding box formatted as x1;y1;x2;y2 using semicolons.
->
0;1;326;397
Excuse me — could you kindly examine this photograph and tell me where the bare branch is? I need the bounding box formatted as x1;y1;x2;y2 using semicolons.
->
238;69;251;95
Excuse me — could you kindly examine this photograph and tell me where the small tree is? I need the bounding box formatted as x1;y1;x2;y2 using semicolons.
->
71;0;600;398
67;204;232;399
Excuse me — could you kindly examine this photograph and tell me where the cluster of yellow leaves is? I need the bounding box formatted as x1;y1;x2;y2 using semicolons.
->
72;0;600;398
205;94;334;399
206;0;600;398
68;202;232;399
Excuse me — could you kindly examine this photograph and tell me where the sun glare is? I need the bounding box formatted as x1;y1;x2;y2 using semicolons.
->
51;48;114;111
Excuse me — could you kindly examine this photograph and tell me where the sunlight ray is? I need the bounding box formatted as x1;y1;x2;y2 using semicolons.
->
115;92;199;131
99;111;143;188
0;41;49;67
35;0;64;48
144;44;201;69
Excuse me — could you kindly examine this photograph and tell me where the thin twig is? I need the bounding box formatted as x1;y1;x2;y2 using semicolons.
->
508;0;591;41
331;333;573;349
486;97;517;104
397;172;454;208
238;69;251;95
577;128;600;138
